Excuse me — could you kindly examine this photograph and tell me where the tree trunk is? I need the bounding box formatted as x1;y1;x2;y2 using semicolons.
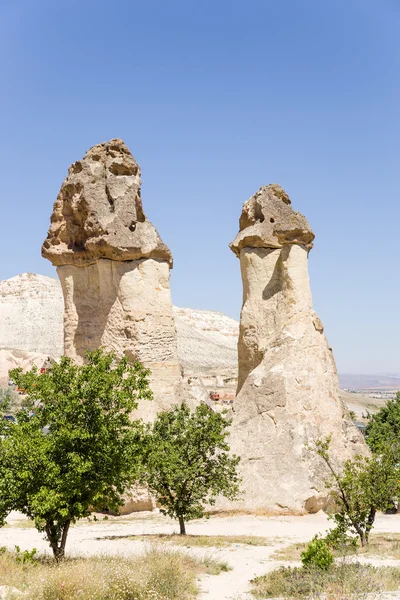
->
365;508;376;545
178;516;186;535
59;520;71;558
45;520;71;560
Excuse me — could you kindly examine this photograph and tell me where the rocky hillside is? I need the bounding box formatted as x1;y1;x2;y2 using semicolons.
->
0;273;238;385
174;307;238;375
0;273;63;356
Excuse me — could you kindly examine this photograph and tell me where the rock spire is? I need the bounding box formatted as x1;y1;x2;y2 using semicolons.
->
228;184;366;512
42;139;180;418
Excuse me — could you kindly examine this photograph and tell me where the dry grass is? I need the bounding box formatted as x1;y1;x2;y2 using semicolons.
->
357;533;400;559
166;534;271;547
206;507;306;518
273;532;400;561
4;513;163;529
4;519;35;529
101;533;271;548
272;540;308;561
0;546;229;599
251;561;400;598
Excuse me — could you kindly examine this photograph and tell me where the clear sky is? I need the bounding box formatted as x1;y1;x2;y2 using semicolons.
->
0;0;398;374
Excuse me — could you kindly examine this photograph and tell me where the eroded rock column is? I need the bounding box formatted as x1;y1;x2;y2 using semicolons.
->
42;139;180;417
228;184;366;512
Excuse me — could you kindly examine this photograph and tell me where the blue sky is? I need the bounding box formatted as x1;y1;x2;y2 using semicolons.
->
0;0;398;374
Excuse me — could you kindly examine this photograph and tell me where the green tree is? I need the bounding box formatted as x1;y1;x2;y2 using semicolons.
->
315;437;400;546
0;349;152;559
365;392;400;456
141;403;241;535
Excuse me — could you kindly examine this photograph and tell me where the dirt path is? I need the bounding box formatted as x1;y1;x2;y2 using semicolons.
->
3;511;400;599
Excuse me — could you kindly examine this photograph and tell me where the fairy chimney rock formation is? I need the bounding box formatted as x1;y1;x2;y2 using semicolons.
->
42;139;180;417
229;184;365;512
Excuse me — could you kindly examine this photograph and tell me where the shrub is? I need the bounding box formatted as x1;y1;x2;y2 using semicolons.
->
324;524;358;551
301;535;334;570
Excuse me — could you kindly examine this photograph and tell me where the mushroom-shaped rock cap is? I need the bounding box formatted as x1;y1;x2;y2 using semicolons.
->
230;184;315;256
42;139;172;267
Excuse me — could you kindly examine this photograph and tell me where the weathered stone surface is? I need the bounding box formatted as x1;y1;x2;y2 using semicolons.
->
57;259;181;419
42;139;171;267
228;184;366;512
41;140;180;417
230;184;315;257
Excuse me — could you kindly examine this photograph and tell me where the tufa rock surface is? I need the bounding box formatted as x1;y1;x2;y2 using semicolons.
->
42;139;171;267
227;184;366;512
42;140;180;418
230;184;315;257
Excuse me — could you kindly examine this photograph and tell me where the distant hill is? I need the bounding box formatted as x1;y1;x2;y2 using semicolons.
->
339;373;400;391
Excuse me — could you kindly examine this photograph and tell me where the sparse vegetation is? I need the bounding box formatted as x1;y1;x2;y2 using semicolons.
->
313;436;400;545
104;533;271;547
0;546;226;599
141;402;241;535
274;532;400;561
250;561;400;598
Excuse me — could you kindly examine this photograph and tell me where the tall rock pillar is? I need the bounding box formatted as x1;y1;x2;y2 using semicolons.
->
229;184;366;512
42;139;180;418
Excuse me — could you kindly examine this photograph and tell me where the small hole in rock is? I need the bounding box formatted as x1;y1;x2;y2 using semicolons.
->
129;221;136;232
270;217;275;223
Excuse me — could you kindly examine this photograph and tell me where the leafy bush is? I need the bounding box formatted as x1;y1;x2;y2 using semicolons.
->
14;546;38;565
365;392;400;455
301;535;334;570
0;387;20;415
324;524;358;551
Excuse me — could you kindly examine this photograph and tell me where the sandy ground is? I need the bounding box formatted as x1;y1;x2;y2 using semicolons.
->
3;511;400;599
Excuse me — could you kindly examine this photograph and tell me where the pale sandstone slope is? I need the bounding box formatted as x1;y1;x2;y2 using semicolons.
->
174;307;238;374
0;273;63;356
0;273;239;385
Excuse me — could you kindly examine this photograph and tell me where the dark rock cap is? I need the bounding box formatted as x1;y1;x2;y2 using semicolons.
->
42;139;172;267
230;184;315;256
